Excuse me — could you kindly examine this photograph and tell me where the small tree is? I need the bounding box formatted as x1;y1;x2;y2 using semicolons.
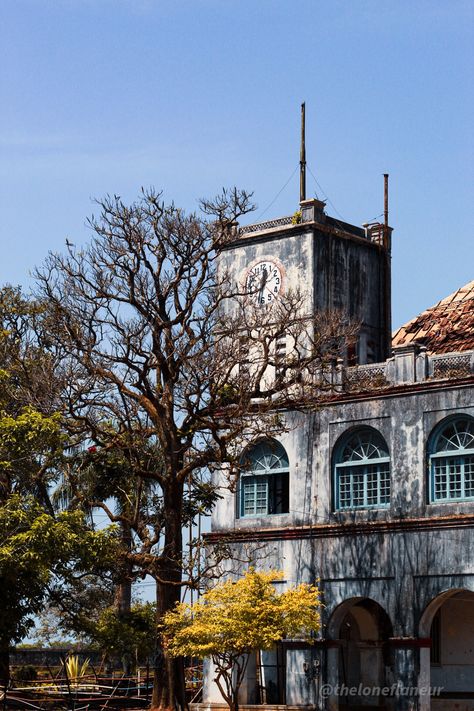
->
0;286;118;687
162;569;321;711
94;602;156;670
0;494;117;687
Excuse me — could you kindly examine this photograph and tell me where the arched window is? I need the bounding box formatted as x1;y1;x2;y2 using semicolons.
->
238;440;289;518
429;416;474;502
334;428;390;510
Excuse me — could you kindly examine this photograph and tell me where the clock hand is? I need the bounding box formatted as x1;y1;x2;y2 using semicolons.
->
259;268;269;299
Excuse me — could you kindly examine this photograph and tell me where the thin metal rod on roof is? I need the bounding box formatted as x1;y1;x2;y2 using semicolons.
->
300;102;306;203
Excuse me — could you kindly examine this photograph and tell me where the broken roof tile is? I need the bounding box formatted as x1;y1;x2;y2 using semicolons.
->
392;280;474;354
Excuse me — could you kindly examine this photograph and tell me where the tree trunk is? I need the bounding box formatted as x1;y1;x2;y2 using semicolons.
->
114;524;132;616
151;479;187;711
0;643;9;691
115;521;133;675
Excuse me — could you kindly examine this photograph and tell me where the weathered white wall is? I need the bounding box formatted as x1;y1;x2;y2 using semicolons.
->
431;596;474;691
286;649;318;705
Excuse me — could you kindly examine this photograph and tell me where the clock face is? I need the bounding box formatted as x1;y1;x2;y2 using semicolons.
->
245;259;284;306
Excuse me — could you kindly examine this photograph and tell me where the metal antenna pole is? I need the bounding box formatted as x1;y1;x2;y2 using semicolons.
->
383;173;389;230
382;173;391;359
300;102;306;203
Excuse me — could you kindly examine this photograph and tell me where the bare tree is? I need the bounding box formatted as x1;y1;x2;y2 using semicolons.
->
35;188;356;711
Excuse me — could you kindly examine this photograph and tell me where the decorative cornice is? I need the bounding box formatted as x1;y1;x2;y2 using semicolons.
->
225;220;377;251
204;513;474;545
320;376;474;406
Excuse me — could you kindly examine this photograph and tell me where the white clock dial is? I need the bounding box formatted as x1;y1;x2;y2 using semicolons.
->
245;260;283;306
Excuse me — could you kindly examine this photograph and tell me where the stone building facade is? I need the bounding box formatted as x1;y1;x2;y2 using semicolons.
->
201;202;474;711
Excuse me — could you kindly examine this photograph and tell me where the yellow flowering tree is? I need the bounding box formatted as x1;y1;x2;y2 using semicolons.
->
163;569;321;711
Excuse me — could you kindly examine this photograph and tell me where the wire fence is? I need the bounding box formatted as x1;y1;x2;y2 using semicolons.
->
3;663;203;710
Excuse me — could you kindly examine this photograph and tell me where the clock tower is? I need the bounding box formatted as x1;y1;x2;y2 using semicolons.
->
220;105;392;364
220;191;392;365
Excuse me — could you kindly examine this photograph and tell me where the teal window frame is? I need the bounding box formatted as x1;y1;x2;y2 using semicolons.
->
238;440;289;518
334;428;391;511
429;416;474;503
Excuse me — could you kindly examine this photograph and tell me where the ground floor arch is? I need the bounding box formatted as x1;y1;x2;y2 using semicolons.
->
325;597;394;710
418;588;474;711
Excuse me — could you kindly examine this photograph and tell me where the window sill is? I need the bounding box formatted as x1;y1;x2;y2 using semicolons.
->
329;508;391;525
238;512;289;520
426;500;474;515
335;504;390;512
234;513;293;528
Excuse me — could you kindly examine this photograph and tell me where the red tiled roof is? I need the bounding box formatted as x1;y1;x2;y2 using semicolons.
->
392;280;474;354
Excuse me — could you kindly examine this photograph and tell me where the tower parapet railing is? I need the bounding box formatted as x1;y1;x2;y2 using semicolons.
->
239;216;294;235
341;346;474;392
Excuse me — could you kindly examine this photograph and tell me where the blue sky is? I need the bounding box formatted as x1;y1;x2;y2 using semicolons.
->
1;0;472;328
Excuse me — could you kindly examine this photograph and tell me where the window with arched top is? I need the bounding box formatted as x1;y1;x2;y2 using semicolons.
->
238;440;289;518
334;428;391;510
429;416;474;503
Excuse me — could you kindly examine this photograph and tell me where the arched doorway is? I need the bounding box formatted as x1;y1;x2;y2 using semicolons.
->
326;598;393;709
419;589;474;711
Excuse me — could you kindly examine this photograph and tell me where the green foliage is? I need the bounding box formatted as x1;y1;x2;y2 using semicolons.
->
94;602;156;663
0;407;62;457
0;407;63;484
0;286;55;418
0;285;65;511
0;285;120;668
0;494;118;647
59;441;162;517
